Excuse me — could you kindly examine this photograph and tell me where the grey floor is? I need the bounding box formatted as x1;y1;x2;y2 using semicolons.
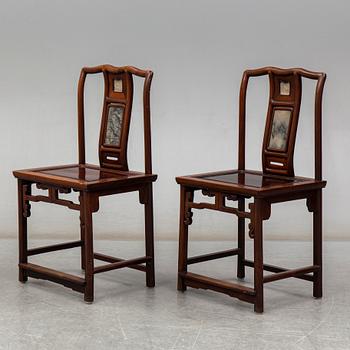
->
0;239;349;350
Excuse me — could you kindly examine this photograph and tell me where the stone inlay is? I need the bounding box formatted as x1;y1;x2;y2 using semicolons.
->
268;109;291;151
280;81;290;95
113;79;123;92
105;105;124;146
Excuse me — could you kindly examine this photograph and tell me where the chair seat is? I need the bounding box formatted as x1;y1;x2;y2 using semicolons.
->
176;169;326;197
13;163;157;191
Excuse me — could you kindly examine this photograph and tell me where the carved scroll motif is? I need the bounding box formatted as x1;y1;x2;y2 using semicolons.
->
184;191;194;226
23;184;32;218
248;203;255;238
248;200;271;238
25;184;80;211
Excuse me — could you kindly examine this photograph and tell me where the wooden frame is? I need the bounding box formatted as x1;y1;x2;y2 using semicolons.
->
13;65;157;302
176;67;326;313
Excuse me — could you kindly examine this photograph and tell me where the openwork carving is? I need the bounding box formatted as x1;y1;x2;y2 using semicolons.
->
248;203;255;238
202;189;215;197
248;201;271;238
187;190;252;227
24;184;80;211
226;194;239;201
184;210;194;226
184;191;194;226
22;184;32;218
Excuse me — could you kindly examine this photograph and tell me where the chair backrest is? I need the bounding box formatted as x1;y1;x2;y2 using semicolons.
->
238;67;326;180
77;64;154;174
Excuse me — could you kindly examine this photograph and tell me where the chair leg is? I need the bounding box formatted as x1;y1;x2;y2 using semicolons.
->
79;209;86;270
313;190;322;298
18;180;30;283
177;186;193;291
144;183;155;287
253;198;264;313
237;197;245;279
82;191;94;303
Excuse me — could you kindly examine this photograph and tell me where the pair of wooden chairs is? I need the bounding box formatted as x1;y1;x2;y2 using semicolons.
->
13;65;326;313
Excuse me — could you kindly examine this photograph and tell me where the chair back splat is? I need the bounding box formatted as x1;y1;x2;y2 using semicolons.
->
77;65;154;173
238;67;326;179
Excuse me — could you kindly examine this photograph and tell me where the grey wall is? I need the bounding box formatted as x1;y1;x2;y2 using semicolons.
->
0;0;348;240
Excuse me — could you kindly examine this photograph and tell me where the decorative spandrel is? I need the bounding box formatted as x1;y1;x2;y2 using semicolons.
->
268;109;291;151
105;105;124;146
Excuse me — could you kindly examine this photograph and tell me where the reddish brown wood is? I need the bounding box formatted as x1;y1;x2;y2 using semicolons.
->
187;248;239;265
94;252;147;272
176;66;326;313
313;189;322;297
243;259;315;282
18;180;30;283
263;265;319;284
79;205;85;270
13;65;157;302
253;198;264;313
20;263;85;292
27;240;83;256
144;183;155;287
77;65;154;174
239;67;326;179
94;256;151;274
177;186;193;292
179;272;256;304
237;197;245;279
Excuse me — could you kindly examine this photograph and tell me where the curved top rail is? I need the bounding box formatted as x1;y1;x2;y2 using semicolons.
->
81;64;152;78
243;66;325;80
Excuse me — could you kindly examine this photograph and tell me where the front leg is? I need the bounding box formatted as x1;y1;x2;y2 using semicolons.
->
79;193;85;270
308;190;323;298
141;183;156;288
81;191;94;302
18;180;31;283
251;198;270;313
237;197;246;279
177;186;194;291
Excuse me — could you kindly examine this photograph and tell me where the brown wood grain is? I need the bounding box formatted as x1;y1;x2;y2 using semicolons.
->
13;65;157;302
176;66;326;313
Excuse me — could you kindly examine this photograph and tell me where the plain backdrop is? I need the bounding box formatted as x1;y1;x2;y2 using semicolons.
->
0;0;348;241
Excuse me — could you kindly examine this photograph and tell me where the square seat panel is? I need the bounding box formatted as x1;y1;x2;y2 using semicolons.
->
13;164;157;191
176;169;326;197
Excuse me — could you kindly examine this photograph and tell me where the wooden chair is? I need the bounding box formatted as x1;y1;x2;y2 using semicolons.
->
176;67;326;313
13;65;157;302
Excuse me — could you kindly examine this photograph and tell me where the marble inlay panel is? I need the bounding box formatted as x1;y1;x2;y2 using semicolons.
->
113;79;123;92
268;109;291;151
105;105;124;146
280;81;290;95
